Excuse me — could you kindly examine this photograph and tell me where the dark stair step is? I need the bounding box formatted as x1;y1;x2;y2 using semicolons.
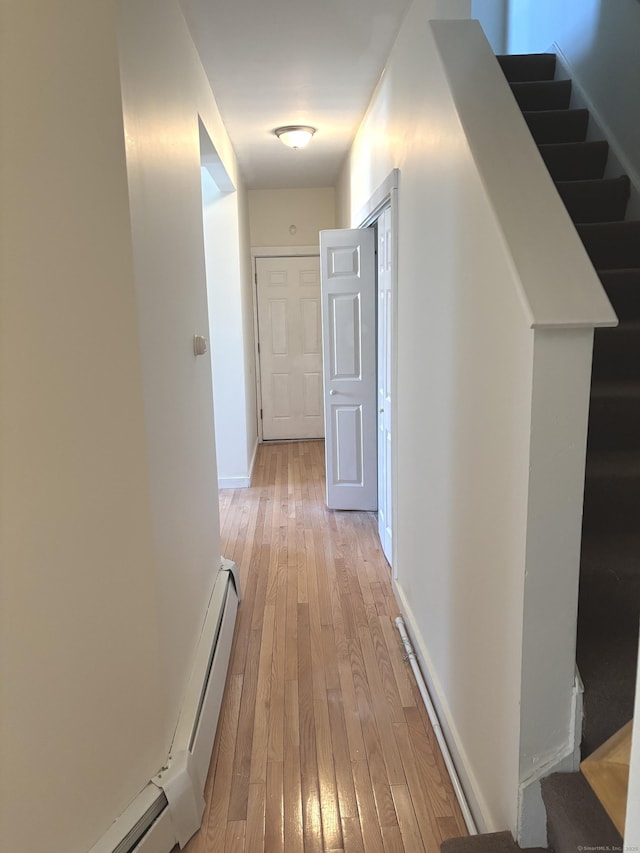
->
497;52;556;82
539;141;609;181
582;448;640;532
541;773;622;853
592;323;640;381
578;524;640;754
510;79;572;111
556;176;630;224
578;221;640;270
441;831;547;853
588;381;640;451
523;109;588;144
598;268;640;321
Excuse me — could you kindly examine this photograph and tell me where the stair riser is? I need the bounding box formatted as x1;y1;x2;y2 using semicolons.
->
578;225;640;270
497;53;556;82
540;143;609;181
556;178;630;224
599;273;640;322
588;396;640;451
582;476;640;533
510;79;571;110
592;329;640;381
524;109;589;144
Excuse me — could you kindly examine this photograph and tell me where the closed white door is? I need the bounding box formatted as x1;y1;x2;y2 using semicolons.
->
256;256;324;440
377;206;393;563
320;228;377;510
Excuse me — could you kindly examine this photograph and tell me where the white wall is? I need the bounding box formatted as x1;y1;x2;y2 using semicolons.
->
507;0;640;188
117;0;238;749
202;172;256;487
0;2;244;851
249;187;336;248
338;3;613;839
472;0;507;53
0;3;162;851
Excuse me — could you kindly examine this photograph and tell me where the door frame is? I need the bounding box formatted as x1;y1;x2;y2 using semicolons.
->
251;245;320;443
356;169;399;576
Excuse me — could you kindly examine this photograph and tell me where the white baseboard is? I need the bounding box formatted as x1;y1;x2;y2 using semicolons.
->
218;476;251;489
218;438;258;490
394;577;583;847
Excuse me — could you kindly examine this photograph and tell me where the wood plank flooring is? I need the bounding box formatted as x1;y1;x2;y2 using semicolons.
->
183;440;467;853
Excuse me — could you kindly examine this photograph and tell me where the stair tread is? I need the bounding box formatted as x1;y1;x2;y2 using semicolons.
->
581;720;632;836
441;831;547;853
541;773;622;850
599;267;640;278
590;378;640;398
585;448;640;476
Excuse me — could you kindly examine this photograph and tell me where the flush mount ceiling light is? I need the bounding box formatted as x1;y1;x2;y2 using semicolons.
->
274;125;316;149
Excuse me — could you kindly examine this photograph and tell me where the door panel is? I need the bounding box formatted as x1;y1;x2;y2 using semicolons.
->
321;228;376;510
256;256;323;440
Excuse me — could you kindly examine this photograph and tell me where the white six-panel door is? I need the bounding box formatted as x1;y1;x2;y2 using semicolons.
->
377;206;393;563
256;256;324;440
320;229;377;510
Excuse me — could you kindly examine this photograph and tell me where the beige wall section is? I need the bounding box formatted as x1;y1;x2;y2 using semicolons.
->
0;3;162;852
249;187;336;247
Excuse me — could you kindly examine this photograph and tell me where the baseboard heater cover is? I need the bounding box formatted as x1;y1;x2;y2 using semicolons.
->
89;558;240;853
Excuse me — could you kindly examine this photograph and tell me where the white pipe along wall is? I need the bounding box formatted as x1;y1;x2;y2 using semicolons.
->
396;618;478;834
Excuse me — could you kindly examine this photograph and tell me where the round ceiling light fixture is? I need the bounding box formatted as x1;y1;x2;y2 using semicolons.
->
274;125;316;149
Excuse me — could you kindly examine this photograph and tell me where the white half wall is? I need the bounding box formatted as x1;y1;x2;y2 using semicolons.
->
338;3;613;839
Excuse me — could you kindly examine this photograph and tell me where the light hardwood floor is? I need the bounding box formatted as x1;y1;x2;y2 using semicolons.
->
183;440;467;852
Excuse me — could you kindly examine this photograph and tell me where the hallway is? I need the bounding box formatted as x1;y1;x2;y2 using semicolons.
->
184;440;467;852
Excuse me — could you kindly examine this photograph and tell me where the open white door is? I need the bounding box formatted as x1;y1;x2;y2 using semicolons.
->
320;228;377;510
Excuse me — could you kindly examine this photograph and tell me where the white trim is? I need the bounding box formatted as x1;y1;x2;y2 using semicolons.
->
356;169;400;578
356;168;399;227
251;244;319;258
218;475;251;489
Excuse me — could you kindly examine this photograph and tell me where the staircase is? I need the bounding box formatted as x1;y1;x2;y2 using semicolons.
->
441;52;640;852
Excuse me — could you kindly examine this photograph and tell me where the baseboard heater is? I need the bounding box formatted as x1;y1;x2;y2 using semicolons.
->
90;558;240;853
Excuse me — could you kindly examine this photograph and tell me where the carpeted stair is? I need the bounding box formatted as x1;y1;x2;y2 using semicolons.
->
500;50;637;851
441;52;638;853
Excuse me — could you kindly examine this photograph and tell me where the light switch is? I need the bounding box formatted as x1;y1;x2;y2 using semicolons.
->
193;335;208;357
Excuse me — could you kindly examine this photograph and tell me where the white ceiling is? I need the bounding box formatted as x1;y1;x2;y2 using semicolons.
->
180;0;412;189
